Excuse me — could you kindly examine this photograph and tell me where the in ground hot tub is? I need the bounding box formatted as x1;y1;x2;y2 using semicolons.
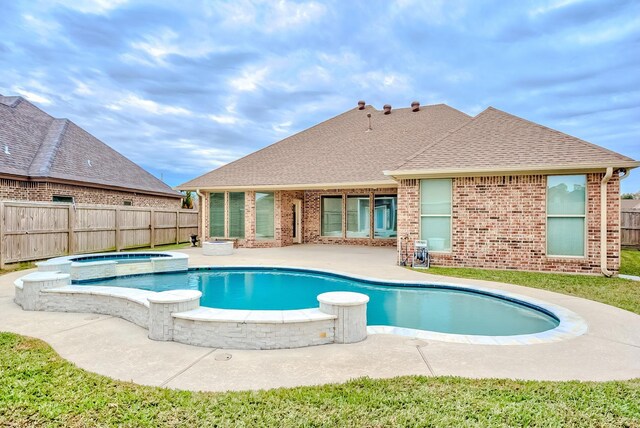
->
36;251;188;281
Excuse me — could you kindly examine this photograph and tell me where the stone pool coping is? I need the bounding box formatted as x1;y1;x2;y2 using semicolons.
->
36;251;189;282
16;258;588;347
183;264;588;345
13;267;370;350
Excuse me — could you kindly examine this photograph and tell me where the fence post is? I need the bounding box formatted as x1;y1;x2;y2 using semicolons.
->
150;208;155;249
175;210;180;244
68;204;75;255
0;202;5;269
115;207;121;252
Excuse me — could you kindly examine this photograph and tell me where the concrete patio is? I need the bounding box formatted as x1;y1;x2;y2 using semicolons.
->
1;244;639;392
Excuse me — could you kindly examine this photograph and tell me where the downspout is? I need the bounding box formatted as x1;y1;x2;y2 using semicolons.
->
196;189;205;245
600;167;614;277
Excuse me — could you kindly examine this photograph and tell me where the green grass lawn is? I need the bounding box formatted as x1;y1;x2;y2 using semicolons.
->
2;247;640;426
0;261;36;277
421;249;640;315
621;248;640;277
0;333;638;427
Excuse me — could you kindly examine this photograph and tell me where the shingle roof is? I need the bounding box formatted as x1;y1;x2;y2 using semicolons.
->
179;104;472;189
391;107;637;173
622;199;640;211
0;95;181;198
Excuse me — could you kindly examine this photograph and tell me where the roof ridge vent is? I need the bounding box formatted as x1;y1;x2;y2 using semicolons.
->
383;104;391;115
357;100;366;110
411;101;420;112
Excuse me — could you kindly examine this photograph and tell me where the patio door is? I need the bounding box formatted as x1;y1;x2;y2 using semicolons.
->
292;199;302;244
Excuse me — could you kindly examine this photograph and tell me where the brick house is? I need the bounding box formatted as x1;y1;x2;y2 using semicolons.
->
178;101;638;275
0;95;182;207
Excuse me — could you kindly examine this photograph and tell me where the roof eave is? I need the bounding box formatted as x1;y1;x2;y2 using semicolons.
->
0;173;183;199
176;180;398;192
383;161;640;179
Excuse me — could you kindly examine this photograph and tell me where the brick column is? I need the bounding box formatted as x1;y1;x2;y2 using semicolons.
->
397;179;420;265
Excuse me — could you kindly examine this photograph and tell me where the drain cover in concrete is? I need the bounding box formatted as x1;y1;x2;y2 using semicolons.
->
214;353;232;361
405;339;428;347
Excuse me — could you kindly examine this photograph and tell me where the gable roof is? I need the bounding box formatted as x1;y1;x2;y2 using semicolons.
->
179;104;472;190
386;107;638;178
0;95;181;198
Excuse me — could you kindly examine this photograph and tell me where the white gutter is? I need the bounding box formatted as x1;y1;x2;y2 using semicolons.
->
196;189;206;244
384;161;640;179
600;167;614;277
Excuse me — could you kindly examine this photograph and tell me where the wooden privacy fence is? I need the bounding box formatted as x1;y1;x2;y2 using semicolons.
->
622;209;640;247
0;201;198;267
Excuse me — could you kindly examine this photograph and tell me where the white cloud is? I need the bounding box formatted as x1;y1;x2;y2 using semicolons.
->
529;0;583;17
229;66;270;92
570;17;640;45
130;28;215;63
72;79;94;96
266;0;326;31
22;14;60;37
208;114;239;125
107;94;192;116
214;0;325;32
272;121;292;133
47;0;129;14
11;86;53;105
353;71;411;92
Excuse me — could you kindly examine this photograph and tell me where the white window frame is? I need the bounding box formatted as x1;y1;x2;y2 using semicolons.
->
321;195;344;238
546;175;587;258
419;179;453;253
255;191;275;240
373;195;397;239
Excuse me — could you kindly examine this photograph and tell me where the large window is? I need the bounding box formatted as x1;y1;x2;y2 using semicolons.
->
255;192;274;239
547;175;586;257
420;179;452;251
374;196;397;238
347;196;370;238
209;192;225;237
228;192;245;238
321;196;343;237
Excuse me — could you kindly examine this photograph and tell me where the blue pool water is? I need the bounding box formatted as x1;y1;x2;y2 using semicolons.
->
73;253;170;264
79;268;559;336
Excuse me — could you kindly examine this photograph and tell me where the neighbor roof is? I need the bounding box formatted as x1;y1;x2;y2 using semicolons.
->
179;104;472;190
0;95;180;198
387;107;638;177
622;199;640;211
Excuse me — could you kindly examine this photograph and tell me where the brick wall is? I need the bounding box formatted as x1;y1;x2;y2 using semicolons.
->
0;178;180;208
304;188;397;247
398;173;621;274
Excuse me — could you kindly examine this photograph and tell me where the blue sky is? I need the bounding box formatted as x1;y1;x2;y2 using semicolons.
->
1;0;638;193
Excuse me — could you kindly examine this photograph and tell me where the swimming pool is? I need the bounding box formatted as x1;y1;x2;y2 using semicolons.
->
79;267;559;336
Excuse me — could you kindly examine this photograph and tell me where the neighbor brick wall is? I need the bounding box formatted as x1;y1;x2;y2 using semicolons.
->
0;178;180;208
397;173;621;274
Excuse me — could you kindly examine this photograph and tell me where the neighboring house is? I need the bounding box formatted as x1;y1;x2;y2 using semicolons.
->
0;95;181;207
622;199;640;211
178;101;638;274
